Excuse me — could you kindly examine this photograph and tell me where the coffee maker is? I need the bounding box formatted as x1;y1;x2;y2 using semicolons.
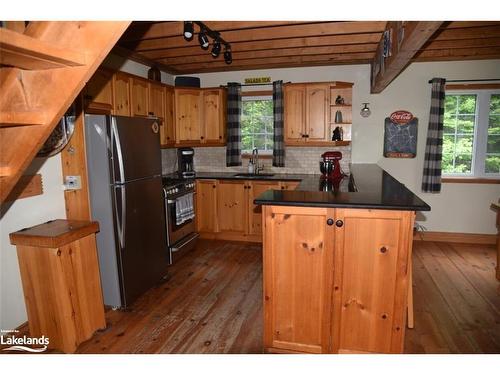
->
177;147;195;178
319;151;345;180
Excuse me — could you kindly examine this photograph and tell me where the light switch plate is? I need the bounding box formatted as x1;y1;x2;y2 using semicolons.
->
64;175;81;190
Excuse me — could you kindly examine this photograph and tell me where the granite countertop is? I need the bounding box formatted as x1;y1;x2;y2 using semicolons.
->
189;164;430;212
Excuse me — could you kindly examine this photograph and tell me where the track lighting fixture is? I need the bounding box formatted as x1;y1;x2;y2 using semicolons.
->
198;28;209;50
224;44;232;64
183;21;194;41
182;21;232;63
211;39;221;58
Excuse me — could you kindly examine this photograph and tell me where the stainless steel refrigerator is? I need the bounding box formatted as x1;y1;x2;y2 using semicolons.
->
85;114;169;309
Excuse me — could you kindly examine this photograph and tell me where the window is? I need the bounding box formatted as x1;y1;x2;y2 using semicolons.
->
241;96;273;154
442;90;500;177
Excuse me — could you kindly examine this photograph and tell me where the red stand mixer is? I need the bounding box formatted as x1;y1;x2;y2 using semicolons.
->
319;151;345;180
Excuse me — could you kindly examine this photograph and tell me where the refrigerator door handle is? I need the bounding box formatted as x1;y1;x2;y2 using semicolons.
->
115;185;126;249
111;120;125;184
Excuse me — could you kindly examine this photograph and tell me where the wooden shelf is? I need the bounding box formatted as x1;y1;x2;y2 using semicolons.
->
330;104;352;107
0;27;86;70
286;140;351;147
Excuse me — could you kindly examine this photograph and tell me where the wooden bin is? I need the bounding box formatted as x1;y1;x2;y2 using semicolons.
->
9;219;106;353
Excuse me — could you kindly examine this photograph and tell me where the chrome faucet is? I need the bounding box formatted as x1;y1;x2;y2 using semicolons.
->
252;148;264;174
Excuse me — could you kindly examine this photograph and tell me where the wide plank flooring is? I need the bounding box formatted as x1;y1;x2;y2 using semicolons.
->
10;239;500;354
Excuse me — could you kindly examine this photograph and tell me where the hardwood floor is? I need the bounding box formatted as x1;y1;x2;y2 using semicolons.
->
6;239;499;354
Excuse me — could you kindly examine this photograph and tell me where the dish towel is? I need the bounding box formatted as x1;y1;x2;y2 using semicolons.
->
175;193;195;225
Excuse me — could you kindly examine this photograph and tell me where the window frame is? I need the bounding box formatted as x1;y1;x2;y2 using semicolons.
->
442;88;500;179
240;94;274;156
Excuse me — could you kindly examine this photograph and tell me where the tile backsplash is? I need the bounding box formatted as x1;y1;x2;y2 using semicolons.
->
162;146;351;175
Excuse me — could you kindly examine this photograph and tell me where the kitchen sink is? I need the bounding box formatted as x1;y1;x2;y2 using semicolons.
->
233;173;275;178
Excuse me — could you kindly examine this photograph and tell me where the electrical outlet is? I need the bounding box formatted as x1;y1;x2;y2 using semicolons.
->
64;175;81;190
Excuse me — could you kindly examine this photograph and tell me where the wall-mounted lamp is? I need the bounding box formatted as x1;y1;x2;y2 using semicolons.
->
360;103;371;118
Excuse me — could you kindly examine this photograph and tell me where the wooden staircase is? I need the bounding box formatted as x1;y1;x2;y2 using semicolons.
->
0;21;130;203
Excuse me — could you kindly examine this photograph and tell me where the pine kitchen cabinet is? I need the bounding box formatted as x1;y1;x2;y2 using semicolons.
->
83;68;114;113
284;81;352;146
175;87;203;144
149;82;175;148
195;177;299;242
175;87;226;146
113;71;131;116
255;164;431;354
131;76;150;117
162;85;175;147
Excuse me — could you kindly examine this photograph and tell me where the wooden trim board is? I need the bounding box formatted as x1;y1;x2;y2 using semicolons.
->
414;231;496;245
4;174;43;202
442;177;500;184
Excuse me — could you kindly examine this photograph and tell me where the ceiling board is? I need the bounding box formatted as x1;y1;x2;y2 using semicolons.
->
115;21;500;75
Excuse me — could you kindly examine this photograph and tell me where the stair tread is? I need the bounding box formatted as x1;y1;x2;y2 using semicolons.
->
0;111;46;127
0;27;86;70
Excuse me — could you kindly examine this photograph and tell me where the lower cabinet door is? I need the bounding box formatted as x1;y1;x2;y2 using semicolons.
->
263;205;335;353
217;180;247;234
332;209;413;354
195;180;218;233
247;181;281;237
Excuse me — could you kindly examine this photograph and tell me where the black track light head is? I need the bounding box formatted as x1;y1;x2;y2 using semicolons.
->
224;44;232;64
211;39;221;58
183;21;194;41
198;29;209;50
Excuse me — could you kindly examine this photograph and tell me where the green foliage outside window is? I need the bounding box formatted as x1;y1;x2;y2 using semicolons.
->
442;95;476;174
486;94;500;174
241;99;274;153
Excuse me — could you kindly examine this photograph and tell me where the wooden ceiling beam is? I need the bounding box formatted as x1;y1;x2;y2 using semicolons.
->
430;25;500;41
173;52;375;73
422;37;500;51
121;21;387;51
121;21;314;41
440;21;500;29
159;44;377;66
179;59;372;74
413;46;500;61
371;21;443;94
139;32;383;60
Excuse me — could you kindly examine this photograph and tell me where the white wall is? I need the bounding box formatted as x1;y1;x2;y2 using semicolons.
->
182;59;500;234
103;54;175;85
0;56;163;332
0;156;66;331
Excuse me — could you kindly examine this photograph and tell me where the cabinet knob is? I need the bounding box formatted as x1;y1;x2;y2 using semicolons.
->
326;218;334;226
148;111;154;116
335;220;343;227
201;136;204;140
212;185;216;188
380;246;388;254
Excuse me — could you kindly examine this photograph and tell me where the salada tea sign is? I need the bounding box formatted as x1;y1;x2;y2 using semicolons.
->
383;110;418;158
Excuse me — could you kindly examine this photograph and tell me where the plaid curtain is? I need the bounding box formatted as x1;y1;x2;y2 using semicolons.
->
272;80;285;167
422;78;446;193
226;82;242;166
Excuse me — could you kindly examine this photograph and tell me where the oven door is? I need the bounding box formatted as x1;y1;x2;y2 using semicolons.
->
164;190;198;262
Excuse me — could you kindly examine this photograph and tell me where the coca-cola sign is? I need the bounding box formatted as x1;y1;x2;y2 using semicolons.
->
389;110;414;125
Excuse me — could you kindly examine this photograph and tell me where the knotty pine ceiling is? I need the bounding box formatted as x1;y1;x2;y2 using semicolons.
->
117;21;500;74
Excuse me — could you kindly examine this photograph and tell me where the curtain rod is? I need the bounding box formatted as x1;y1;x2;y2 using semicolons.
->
220;81;291;87
428;78;500;84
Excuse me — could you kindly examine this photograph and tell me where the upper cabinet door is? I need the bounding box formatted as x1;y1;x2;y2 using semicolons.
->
148;82;165;119
113;72;131;116
131;77;149;117
84;68;113;112
263;205;335;354
175;88;202;143
284;84;306;143
332;209;413;354
161;86;175;146
306;84;329;142
202;89;225;144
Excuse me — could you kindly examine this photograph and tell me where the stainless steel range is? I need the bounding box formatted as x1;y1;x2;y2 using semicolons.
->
162;177;199;263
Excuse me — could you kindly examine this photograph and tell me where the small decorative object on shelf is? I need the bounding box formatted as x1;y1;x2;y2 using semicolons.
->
334;110;343;124
335;95;345;105
332;126;343;141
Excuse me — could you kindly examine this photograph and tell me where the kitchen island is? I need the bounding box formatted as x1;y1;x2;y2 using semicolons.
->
254;164;430;354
